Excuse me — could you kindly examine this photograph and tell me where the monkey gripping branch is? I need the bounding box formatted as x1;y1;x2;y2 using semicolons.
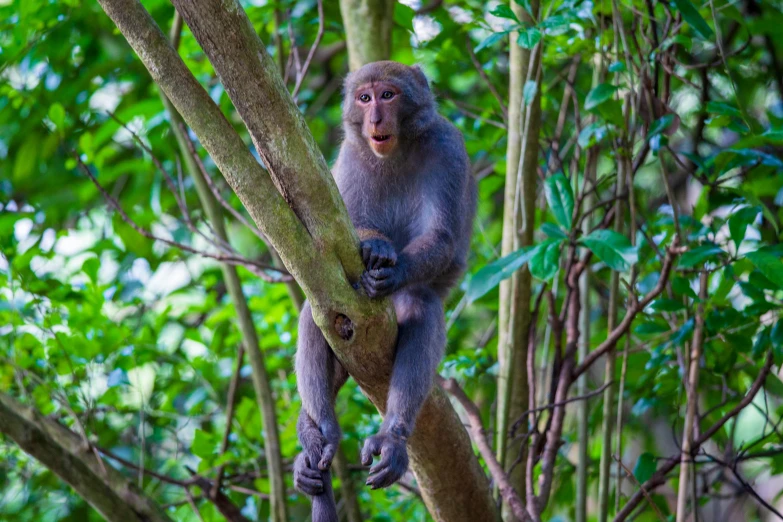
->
94;0;496;520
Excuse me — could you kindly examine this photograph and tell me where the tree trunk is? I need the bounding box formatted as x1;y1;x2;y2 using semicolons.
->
495;2;541;520
338;0;394;71
96;1;497;520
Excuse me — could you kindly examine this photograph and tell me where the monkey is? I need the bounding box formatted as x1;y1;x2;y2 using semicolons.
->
293;61;476;522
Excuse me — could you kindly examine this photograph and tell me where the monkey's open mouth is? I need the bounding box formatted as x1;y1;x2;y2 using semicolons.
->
371;135;392;143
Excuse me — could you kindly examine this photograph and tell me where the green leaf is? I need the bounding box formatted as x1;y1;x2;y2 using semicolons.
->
541;223;568;240
633;452;657;484
393;2;416;30
192;429;217;459
678;244;725;268
585;83;618;110
523;80;538;105
517;27;541;49
475;31;508;52
580;229;638;271
466;246;539;303
608;61;626;73
672;0;714;40
544;173;574;230
649;298;687;312
728;206;759;250
734;188;779;235
529;239;562;281
490;5;520;22
648;114;676;138
48;103;66;129
746;247;783;290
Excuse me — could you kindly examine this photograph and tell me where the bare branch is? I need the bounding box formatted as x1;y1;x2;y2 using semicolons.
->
438;376;532;522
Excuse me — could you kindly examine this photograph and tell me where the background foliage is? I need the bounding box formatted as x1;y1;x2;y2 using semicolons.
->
1;0;782;521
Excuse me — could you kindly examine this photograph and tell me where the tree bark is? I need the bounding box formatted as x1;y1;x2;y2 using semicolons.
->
0;392;172;522
338;0;395;71
95;1;497;520
496;2;541;520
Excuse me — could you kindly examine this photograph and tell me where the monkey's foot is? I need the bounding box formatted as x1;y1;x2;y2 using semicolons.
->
360;238;397;270
361;433;409;489
294;452;324;496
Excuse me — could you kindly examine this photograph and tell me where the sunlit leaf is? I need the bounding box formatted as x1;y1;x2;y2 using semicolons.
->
672;0;714;40
580;229;638;271
544;173;574;230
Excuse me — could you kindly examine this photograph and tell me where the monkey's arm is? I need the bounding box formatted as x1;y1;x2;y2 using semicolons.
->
397;223;455;286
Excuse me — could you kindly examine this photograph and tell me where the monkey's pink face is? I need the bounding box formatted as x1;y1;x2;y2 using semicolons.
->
354;82;402;157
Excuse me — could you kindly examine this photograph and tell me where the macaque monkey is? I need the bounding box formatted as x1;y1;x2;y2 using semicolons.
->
293;61;476;522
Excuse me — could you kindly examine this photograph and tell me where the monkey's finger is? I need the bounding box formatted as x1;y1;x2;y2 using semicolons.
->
318;444;337;470
369;455;392;476
298;465;322;479
369;268;393;280
366;467;397;489
361;438;381;466
295;475;324;495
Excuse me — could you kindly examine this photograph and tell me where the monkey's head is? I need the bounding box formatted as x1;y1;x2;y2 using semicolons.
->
343;61;435;158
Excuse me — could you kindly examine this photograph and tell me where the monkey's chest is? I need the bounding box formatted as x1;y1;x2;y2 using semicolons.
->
355;192;427;249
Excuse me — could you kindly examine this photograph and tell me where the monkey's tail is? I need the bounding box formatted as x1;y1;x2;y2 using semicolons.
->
311;468;338;522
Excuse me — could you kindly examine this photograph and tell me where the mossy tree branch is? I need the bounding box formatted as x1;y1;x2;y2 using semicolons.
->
94;0;496;520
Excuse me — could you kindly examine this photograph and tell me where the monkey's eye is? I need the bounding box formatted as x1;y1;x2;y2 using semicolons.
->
381;91;395;100
359;94;371;103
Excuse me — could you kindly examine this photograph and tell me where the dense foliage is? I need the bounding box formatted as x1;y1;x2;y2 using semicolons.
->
1;0;782;521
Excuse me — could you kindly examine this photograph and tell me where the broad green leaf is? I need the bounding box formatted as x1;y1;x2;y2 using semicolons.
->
529;239;563;281
475;31;508;52
491;5;520;22
678;244;725;268
577;122;610;148
544;173;574;230
517;27;541;49
746;248;783;290
734;188;779;235
192;429;218;459
580;229;638;271
672;0;714;40
48;103;65;129
541;223;568;240
393;2;416;30
466;246;539;302
585;83;618;110
728;206;759;250
523;80;538;105
633;452;657;484
648;114;676;138
648;298;687;312
608;61;626;73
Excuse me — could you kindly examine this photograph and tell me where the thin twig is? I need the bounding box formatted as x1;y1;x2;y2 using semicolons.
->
291;0;324;101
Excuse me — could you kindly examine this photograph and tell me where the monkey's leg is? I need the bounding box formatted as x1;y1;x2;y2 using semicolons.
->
295;301;346;468
362;287;445;489
294;301;348;522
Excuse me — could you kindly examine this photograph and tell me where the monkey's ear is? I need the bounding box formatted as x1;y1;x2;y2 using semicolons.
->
410;65;430;91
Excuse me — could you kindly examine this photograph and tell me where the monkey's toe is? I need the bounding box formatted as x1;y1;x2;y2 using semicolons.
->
361;433;409;489
294;453;325;496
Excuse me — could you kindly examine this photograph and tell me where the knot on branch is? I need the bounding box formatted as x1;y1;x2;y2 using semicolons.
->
334;314;354;341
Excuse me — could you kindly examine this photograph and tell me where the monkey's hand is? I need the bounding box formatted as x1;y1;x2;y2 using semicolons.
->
360;238;397;270
298;415;340;471
293;453;324;496
360;264;406;299
361;433;409;489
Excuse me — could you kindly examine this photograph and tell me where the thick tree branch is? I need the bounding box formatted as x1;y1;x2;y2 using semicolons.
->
96;1;496;520
0;392;172;522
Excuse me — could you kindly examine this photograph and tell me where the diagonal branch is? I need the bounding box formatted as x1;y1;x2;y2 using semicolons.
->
0;392;172;522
